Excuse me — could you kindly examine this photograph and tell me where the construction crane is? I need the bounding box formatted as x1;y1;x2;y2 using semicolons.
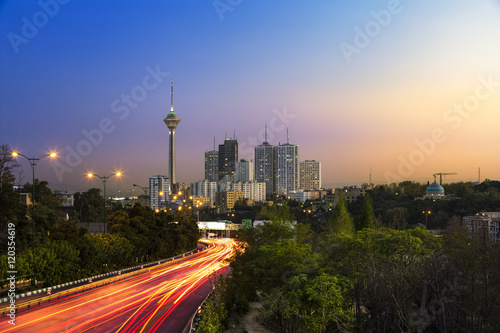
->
433;172;457;185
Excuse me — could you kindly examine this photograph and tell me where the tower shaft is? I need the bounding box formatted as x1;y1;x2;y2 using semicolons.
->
164;79;180;190
169;128;176;185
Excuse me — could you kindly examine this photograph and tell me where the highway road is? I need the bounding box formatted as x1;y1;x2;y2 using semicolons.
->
0;238;237;333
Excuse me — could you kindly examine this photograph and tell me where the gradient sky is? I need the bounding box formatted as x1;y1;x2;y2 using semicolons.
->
1;0;500;196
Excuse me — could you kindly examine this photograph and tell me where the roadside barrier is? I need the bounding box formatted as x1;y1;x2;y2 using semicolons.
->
1;247;205;316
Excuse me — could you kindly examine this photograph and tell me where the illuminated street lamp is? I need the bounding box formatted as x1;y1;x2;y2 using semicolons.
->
88;172;122;233
12;150;57;286
422;210;431;228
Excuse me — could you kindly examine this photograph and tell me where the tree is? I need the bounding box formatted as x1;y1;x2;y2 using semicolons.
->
78;233;134;274
277;273;354;333
320;228;440;332
1;240;81;287
385;207;408;230
49;220;87;242
0;181;30;253
233;197;249;210
107;210;130;234
74;188;103;222
357;193;375;230
0;144;20;186
23;179;58;210
328;192;354;235
401;181;426;197
198;274;230;333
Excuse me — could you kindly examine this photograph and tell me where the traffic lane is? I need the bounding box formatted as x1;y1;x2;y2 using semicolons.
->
154;266;231;333
0;239;235;333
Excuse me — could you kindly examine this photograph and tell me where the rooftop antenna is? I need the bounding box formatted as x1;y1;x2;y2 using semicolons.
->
234;130;236;140
213;136;216;151
170;79;174;112
225;130;227;140
286;127;289;144
369;166;372;184
265;123;268;142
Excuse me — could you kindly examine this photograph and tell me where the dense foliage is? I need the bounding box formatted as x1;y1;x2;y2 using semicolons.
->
220;202;500;333
353;181;500;229
0;144;199;289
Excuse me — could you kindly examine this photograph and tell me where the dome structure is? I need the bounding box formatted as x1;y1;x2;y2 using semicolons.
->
426;182;445;196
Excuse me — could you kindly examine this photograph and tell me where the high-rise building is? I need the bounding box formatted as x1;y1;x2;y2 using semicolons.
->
234;159;254;182
232;181;266;202
163;80;180;191
190;179;218;207
254;141;275;198
300;160;321;190
149;175;170;210
275;143;299;196
204;150;219;182
218;138;238;181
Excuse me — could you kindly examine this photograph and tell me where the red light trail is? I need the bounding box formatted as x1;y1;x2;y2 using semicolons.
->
0;238;238;333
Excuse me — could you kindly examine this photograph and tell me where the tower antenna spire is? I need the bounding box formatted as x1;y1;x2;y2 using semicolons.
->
170;79;174;112
265;123;268;142
213;136;216;151
287;127;289;144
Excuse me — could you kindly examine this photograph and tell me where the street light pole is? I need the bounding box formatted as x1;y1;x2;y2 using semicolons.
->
12;151;56;286
88;172;122;233
133;184;149;206
422;210;431;228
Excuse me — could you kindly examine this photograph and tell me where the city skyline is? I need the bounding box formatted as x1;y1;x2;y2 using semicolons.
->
2;1;500;194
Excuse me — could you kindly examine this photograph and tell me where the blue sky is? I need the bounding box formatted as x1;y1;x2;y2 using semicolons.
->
1;1;500;195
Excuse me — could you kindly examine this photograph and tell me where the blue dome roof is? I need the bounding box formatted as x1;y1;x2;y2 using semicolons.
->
426;182;445;196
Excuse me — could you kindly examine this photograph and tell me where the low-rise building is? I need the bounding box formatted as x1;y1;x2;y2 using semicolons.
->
463;212;500;243
216;190;243;210
19;193;32;206
334;183;373;204
193;196;210;207
54;192;74;207
305;189;328;201
289;190;311;202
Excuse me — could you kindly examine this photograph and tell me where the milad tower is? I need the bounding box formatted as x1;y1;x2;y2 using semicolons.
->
163;79;181;192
